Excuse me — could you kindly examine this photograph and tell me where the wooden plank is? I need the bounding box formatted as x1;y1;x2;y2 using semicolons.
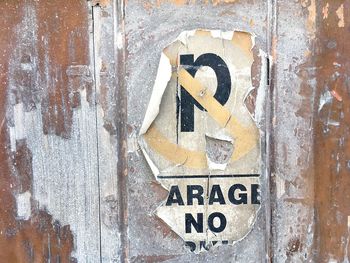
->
271;1;350;261
90;0;126;261
0;1;101;262
270;0;316;261
313;0;350;261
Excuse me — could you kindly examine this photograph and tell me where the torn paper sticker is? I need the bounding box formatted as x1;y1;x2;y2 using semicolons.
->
139;29;265;253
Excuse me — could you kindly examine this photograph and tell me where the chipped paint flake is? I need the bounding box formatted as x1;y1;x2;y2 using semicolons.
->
322;3;329;19
336;4;345;28
16;191;31;220
331;89;343;102
116;32;124;50
307;0;316;38
319;90;333;112
9;103;26;152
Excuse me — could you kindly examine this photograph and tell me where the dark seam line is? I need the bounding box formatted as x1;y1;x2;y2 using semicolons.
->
91;5;103;263
157;174;260;179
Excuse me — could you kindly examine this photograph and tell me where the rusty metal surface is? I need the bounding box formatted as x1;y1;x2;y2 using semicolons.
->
1;0;350;262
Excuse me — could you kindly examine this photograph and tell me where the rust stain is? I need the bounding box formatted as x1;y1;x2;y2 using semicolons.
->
0;128;75;262
271;36;277;64
313;0;350;261
150;181;168;201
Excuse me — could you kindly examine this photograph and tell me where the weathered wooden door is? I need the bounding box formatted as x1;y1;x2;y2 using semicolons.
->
0;0;349;262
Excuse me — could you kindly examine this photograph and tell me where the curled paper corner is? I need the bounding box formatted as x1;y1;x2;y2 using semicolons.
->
139;52;172;136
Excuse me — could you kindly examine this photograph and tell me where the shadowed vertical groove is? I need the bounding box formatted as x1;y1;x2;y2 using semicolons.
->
91;4;103;263
267;0;277;261
114;0;129;262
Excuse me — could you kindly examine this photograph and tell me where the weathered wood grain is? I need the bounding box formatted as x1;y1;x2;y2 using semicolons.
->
313;0;350;261
91;0;126;261
270;0;317;261
1;1;101;262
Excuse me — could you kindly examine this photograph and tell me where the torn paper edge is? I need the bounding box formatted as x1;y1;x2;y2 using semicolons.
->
138;29;265;253
140;142;160;176
176;29;255;47
206;158;228;171
139;29;257;137
205;134;233;171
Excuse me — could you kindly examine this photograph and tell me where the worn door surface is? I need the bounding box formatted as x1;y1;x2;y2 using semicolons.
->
0;0;349;262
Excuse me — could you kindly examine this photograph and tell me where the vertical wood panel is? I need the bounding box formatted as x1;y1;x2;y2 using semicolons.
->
271;0;317;261
0;1;101;262
125;1;269;262
91;0;127;261
313;0;350;261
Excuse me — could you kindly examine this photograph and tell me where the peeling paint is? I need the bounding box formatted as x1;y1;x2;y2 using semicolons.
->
1;1;100;261
9;90;101;261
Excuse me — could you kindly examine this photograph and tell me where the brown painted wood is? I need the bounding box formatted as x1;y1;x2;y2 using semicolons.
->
0;1;96;262
313;0;350;261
